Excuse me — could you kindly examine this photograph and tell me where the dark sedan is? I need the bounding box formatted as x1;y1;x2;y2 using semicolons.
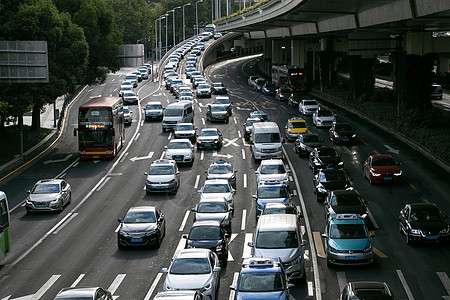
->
309;146;344;174
276;87;292;102
294;133;323;157
262;82;277;95
117;206;165;248
324;189;368;219
313;169;353;202
211;82;227;94
399;203;450;245
183;220;229;266
329;122;357;144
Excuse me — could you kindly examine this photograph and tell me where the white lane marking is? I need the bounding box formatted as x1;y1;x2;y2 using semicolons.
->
72;161;79;168
437;272;450;297
71;274;85;287
230;233;238;243
228;250;234;262
336;272;348;294
396;269;415;300
200;150;204;160
141;120;144;127
308;281;314;297
53;213;78;234
108;274;126;295
304;249;310;260
243;233;253;258
229;272;239;300
301;225;306;238
367;209;379;229
242;138;249;146
237;131;242;138
243;174;247;188
168;132;172;140
293;189;297;196
194;175;200;189
59;173;66;178
160;152;165;160
233;117;237;124
55;157;80;179
289;175;293;182
202;118;205;125
96;177;111;191
144;273;163;300
242;149;246;160
241;210;247;231
174;238;187;258
34;275;61;299
179;210;190;231
47;213;74;235
134;132;141;141
115;223;121;233
120;152;129;163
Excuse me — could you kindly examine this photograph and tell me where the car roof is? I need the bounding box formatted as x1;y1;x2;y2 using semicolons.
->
169;139;191;143
200;128;218;132
288;117;306;122
175;248;211;259
55;287;100;297
154;290;198;299
192;220;222;227
331;189;360;196
198;196;228;203
370;154;393;159
146;101;162;105
204;179;230;184
329;213;365;225
127;206;157;213
150;159;176;166
408;203;439;210
257;214;298;231
36;179;63;185
240;258;282;273
259;159;283;166
210;159;232;166
264;202;294;209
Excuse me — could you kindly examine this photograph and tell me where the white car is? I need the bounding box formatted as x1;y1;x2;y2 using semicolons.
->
299;99;319;115
123;106;132;126
255;159;290;187
196;84;212;98
122;91;138;105
198;179;235;209
312;107;336;128
161;249;221;300
144;101;163;121
164;139;195;165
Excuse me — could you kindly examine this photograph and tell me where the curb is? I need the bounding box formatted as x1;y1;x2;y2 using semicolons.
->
311;88;450;173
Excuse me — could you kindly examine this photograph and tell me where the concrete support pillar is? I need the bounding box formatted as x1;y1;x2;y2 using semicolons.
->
291;39;305;68
348;56;374;102
438;56;450;73
272;40;281;65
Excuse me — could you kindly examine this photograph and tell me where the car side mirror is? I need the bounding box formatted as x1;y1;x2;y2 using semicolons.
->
164;146;168;149
321;233;327;238
144;172;148;176
176;171;180;175
224;233;230;238
300;240;308;247
247;241;254;247
182;234;188;239
213;267;221;272
288;283;295;289
118;218;122;223
252;194;256;199
230;285;236;291
161;268;168;273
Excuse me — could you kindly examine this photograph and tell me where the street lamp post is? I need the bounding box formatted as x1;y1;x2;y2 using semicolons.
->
159;14;166;61
211;0;213;23
172;6;181;46
196;0;203;35
166;10;173;55
154;18;158;61
183;3;191;41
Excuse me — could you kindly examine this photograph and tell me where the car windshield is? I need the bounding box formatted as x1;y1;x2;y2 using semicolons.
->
260;164;285;174
256;231;298;248
211;106;226;112
209;165;233;174
123;108;129;114
146;104;162;110
410;207;442;221
289;121;306;128
214;83;224;87
254;133;281;143
200;130;218;136
264;206;296;215
203;183;230;193
329;224;368;239
304;100;318;106
176;124;194;131
318;172;347;182
215;99;230;104
258;186;289;199
292;94;303;100
168;142;190;149
246;119;261;127
120;86;132;91
197;202;227;213
317;148;339;157
170;258;211;275
32;183;60;194
238;272;285;292
318;109;333;117
198;84;210;89
372;157;396;166
148;165;174;175
189;226;221;240
124;211;156;223
331;194;362;206
265;83;276;88
164;108;183;116
335;124;352;131
302;135;320;143
123;93;136;97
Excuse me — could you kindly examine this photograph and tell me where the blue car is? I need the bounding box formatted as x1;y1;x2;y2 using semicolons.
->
262;82;277;95
230;257;294;300
252;180;291;220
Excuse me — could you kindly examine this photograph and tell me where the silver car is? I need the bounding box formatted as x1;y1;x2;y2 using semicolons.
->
123;106;132;126
25;179;71;213
164;139;195;165
54;287;112;300
299;99;319;115
122;91;138;105
192;197;233;233
174;123;197;143
144;159;180;194
255;159;290;187
196;84;212;98
162;249;221;300
312;106;336;128
205;160;237;188
144;101;164;121
198;179;235;209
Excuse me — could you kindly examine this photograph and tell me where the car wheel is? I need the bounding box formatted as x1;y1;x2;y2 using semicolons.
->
406;232;412;245
398;222;403;234
155;234;162;248
368;176;374;184
162;127;166;132
58;200;64;212
117;240;125;249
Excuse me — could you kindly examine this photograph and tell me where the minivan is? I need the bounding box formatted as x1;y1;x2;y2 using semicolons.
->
162;101;194;132
250;122;283;161
248;214;308;281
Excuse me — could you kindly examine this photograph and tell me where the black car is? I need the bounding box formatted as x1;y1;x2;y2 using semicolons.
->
398;203;450;245
206;104;229;123
211;82;227;94
324;189;368;219
197;128;223;150
183;220;229;266
339;281;396;300
329;122;357;144
288;93;303;107
309;146;344;174
294;133;323;157
276;87;291;102
117;206;166;248
313;169;353;202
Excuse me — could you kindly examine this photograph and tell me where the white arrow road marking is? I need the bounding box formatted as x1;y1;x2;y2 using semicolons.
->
437;272;450;299
223;138;239;147
43;154;73;165
384;144;400;154
212;151;233;159
130;151;154;162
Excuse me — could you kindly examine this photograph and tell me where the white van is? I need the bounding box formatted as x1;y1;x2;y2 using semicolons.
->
250;122;283;161
248;214;308;281
162;101;194;132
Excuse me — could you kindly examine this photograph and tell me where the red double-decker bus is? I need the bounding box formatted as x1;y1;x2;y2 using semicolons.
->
271;65;307;92
77;97;124;159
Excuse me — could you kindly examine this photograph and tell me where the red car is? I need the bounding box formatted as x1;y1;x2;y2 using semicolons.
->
363;155;402;184
430;84;443;100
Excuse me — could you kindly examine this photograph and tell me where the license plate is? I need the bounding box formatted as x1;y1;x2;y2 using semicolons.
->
93;156;99;158
174;158;182;161
156;186;164;189
326;167;334;170
345;256;357;260
343;139;349;141
131;238;142;243
384;177;392;180
426;235;437;240
36;205;47;208
266;155;272;158
151;116;157;118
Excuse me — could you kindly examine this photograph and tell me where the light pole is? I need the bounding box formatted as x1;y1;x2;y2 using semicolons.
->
183;3;191;41
154;18;158;61
159;14;166;61
211;0;213;23
137;37;149;64
166;10;173;55
172;6;181;46
196;0;203;35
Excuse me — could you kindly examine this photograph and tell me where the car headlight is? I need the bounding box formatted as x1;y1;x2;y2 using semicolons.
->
440;227;450;234
334;132;340;137
352;133;357;138
119;229;129;237
185;152;192;158
313;159;321;166
214;139;219;143
317;186;328;194
329;246;338;253
276;146;282;152
169;179;176;184
165;153;172;158
394;170;402;176
338;161;344;166
50;198;60;204
370;169;381;176
165;284;173;290
410;228;422;235
145;229;158;236
363;244;372;253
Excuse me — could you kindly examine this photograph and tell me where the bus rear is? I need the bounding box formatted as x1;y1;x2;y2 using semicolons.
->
0;191;11;261
77;97;124;159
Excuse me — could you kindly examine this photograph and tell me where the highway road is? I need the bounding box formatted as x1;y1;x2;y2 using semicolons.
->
0;42;449;300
